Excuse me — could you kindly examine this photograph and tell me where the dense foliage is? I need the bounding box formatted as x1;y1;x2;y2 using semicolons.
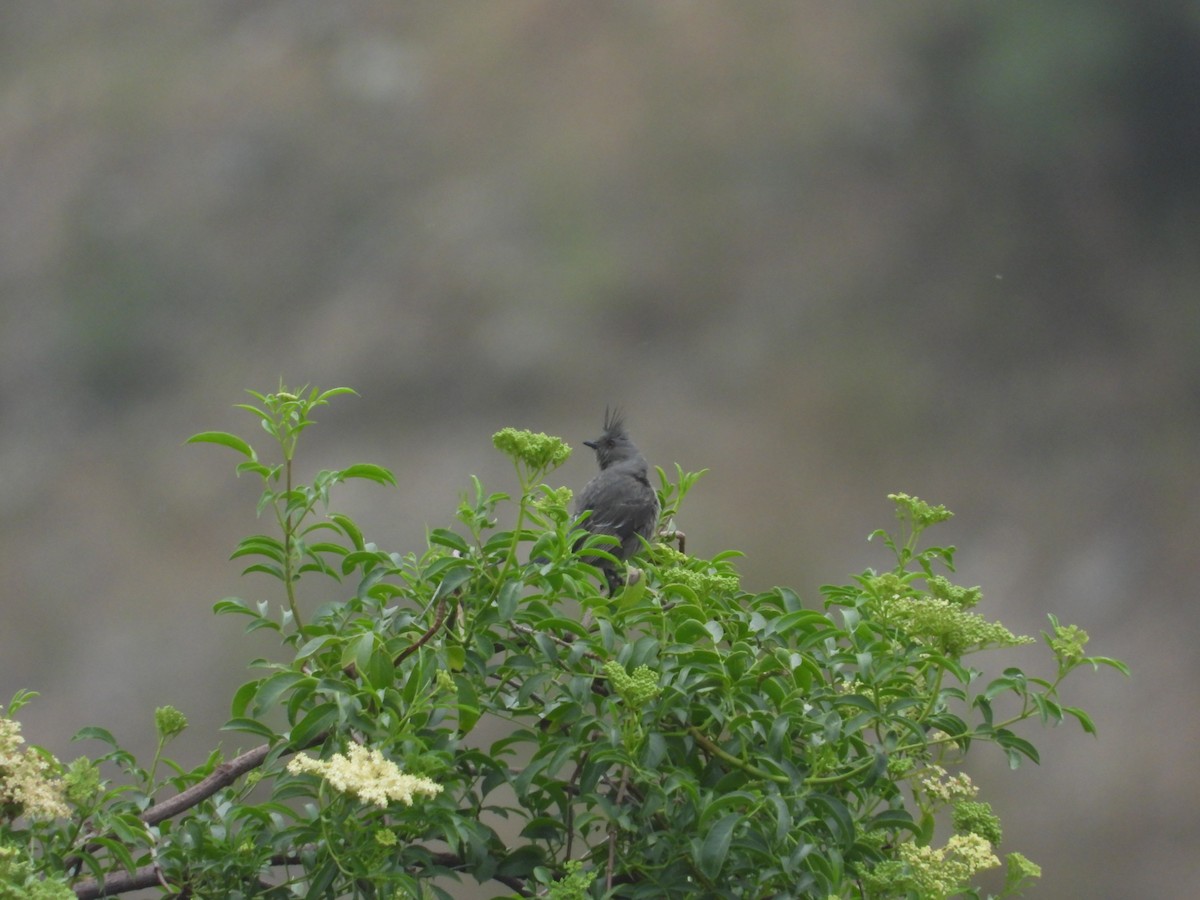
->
1;386;1126;898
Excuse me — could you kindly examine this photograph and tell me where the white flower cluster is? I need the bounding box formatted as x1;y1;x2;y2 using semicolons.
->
0;716;69;820
287;744;442;808
899;833;999;895
919;765;978;803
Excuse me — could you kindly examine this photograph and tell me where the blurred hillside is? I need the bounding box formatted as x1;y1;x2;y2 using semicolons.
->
1;2;1197;896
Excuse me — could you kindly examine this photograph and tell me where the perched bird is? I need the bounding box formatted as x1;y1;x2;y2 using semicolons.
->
574;408;660;593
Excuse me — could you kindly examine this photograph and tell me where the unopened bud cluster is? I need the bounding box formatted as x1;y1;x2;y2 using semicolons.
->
602;660;661;708
492;428;571;472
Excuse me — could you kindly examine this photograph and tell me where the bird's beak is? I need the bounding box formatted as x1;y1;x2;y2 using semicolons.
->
583;440;598;449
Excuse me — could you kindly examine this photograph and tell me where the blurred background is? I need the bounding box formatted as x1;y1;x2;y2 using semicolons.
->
1;2;1197;896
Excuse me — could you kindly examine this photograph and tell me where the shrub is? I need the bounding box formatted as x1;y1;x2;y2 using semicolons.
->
2;385;1127;898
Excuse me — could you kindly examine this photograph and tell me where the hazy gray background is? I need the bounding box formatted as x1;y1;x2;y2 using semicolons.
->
2;2;1197;896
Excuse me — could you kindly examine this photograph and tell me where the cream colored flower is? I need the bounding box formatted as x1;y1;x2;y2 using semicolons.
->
287;744;442;808
898;832;999;897
919;765;978;803
0;716;70;819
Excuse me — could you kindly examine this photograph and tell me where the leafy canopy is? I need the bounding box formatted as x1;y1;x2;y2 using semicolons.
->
1;385;1127;899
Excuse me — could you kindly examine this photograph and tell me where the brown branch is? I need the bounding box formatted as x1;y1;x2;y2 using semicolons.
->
393;596;449;666
70;738;324;896
342;595;450;679
657;526;686;555
74;865;165;899
143;742;273;826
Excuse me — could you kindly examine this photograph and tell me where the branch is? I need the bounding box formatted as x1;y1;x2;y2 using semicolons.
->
74;865;167;900
144;742;272;826
70;739;321;895
393;596;449;666
686;725;787;784
342;595;450;679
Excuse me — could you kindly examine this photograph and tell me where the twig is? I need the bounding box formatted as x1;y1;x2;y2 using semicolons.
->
605;766;630;892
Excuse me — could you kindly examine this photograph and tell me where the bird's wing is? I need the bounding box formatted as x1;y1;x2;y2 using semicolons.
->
578;470;658;541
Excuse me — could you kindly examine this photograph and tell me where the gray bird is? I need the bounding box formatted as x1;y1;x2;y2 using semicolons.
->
574;409;660;593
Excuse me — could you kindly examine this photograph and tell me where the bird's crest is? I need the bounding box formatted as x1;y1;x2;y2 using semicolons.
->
602;405;627;438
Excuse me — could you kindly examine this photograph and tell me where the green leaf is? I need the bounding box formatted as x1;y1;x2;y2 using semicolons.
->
232;535;286;562
867;808;918;834
295;634;338;664
776;586;805;613
768;609;835;638
329;513;366;551
1085;655;1131;677
1063;705;1097;735
675;619;712;645
983;673;1025;701
252;672;310;717
1031;692;1063;724
314;386;359;403
432;562;473;602
496;845;545;878
213;597;256;617
91;835;139;873
454;673;481;733
915;810;936;845
288;702;338;749
233;402;273;423
808;792;855;850
186;431;256;459
110;811;152;846
230;680;259;718
615;568;648;608
995;728;1040;768
696;812;739;880
339;463;397;486
5;689;38;716
497;578;522;621
429;528;471;554
221;717;278;740
520;817;567;841
365;642;395;692
72;726;119;748
241;563;285;580
767;715;791;759
343;632;376;674
236;460;274;479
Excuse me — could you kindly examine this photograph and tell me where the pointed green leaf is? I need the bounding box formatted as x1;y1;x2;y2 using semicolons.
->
72;726;119;748
1086;656;1131;677
343;632;376;675
432;563;473;602
221;717;278;740
314;386;359;403
186;431;256;459
252;672;310;718
213;597;255;616
1063;705;1097;735
498;578;522;621
288;702;338;749
230;680;259;718
329;513;365;551
340;463;397;486
365;643;395;691
696;812;739;880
